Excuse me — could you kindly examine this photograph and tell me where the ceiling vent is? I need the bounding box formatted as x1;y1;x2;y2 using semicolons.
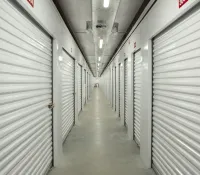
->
96;20;107;29
86;21;92;33
112;22;119;33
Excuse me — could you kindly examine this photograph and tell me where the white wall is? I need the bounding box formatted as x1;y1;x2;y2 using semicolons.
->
100;0;200;169
15;0;93;167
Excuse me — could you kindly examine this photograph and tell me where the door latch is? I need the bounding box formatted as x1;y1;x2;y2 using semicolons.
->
48;103;55;109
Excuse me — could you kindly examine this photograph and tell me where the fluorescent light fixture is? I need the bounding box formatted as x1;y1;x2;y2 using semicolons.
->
144;44;148;50
98;63;100;66
99;39;103;49
58;56;63;62
98;57;101;61
104;0;110;8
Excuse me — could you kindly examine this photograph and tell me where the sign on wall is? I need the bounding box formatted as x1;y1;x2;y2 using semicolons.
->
27;0;34;7
134;42;136;48
179;0;188;8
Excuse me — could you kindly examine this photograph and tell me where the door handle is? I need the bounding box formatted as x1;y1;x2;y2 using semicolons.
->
48;103;55;109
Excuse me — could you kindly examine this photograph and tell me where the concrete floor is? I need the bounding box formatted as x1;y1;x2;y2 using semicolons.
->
49;88;155;175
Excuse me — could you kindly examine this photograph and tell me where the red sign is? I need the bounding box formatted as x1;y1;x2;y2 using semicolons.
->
134;42;136;48
179;0;188;8
27;0;34;7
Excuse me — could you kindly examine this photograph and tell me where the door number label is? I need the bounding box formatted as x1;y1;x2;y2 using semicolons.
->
27;0;34;7
179;0;188;8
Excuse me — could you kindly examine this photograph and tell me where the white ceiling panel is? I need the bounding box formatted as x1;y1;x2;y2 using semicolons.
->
54;0;146;76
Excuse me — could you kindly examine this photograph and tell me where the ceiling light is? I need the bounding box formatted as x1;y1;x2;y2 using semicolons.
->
98;57;101;61
144;44;148;50
98;63;100;66
58;56;63;62
104;0;110;8
99;39;103;49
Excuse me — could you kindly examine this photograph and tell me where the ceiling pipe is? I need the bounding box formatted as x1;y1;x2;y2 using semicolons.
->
100;0;157;76
53;0;95;76
91;0;121;76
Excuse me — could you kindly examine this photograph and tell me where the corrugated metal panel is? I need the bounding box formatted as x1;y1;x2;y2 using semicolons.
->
115;67;117;111
152;6;200;175
124;59;128;127
87;72;89;100
112;68;115;108
78;64;82;114
111;68;115;108
133;50;142;146
84;70;86;105
119;64;121;117
61;51;75;142
0;1;53;174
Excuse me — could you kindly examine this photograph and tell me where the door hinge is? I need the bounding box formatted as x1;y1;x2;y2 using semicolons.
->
48;103;55;109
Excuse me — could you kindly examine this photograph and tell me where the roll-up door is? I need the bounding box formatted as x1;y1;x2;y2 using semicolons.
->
111;68;114;108
78;64;82;115
119;64;121;117
124;59;128;127
133;50;142;146
61;51;75;142
87;73;89;100
84;70;86;105
0;1;53;174
112;68;114;108
152;6;200;175
115;67;117;111
89;73;90;98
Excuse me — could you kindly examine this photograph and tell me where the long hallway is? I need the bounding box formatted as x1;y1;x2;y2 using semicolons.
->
49;88;155;175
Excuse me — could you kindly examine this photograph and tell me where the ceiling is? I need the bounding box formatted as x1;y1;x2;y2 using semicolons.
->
53;0;145;76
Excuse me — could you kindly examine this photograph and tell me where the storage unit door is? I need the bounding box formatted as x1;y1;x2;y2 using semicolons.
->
78;65;82;114
119;64;121;117
0;1;53;174
109;70;111;103
87;73;89;100
133;50;142;146
124;59;128;127
112;68;114;108
61;51;75;142
84;70;86;105
88;74;90;98
152;6;200;175
115;67;117;111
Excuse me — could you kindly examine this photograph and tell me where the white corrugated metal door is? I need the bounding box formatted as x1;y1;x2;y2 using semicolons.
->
119;64;121;117
78;64;82;114
152;6;200;175
0;1;53;174
124;59;128;127
87;73;89;100
112;68;115;108
88;73;90;98
133;50;142;146
115;67;117;111
61;51;75;142
84;70;86;105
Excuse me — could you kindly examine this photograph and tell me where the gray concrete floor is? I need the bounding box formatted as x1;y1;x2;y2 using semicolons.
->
49;88;155;175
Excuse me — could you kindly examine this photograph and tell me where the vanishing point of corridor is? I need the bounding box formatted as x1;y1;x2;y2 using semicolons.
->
49;88;155;175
